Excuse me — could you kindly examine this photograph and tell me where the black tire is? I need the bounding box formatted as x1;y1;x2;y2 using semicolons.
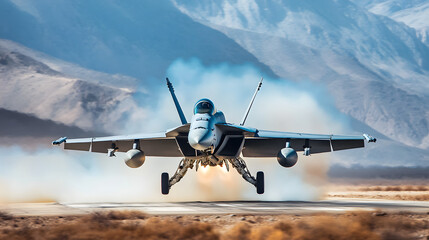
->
256;171;264;194
161;172;170;195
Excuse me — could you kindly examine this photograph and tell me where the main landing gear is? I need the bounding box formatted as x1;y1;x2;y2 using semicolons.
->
161;157;264;195
256;171;264;194
229;157;264;194
161;158;195;195
161;172;170;195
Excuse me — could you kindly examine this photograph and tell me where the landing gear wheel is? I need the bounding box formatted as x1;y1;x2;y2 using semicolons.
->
256;171;264;194
161;172;170;195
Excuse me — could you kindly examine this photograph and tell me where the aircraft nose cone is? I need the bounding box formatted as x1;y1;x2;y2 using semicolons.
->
192;135;202;144
189;129;210;150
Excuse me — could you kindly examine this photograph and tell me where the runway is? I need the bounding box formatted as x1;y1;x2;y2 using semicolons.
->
2;199;429;216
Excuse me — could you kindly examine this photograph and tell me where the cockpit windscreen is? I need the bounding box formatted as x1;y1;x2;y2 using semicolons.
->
194;99;215;115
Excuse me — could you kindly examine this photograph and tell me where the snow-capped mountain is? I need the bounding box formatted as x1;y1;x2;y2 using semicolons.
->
353;0;429;46
0;0;274;82
0;39;136;133
0;107;105;149
0;39;138;89
0;0;428;166
173;0;429;149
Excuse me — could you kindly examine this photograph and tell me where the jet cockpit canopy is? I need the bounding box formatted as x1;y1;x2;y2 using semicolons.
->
194;99;216;115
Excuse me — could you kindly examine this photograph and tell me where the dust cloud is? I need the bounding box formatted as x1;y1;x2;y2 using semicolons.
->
0;58;349;203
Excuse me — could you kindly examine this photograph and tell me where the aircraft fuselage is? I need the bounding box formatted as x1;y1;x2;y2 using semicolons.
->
187;98;226;153
188;111;226;152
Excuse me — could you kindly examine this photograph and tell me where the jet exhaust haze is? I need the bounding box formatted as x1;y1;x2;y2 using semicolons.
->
0;59;350;203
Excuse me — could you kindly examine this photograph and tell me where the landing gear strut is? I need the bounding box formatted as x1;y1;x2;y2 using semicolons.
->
229;157;264;194
161;157;264;194
161;158;195;195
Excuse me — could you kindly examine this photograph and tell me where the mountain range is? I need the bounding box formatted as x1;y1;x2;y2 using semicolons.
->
1;0;428;166
353;0;429;46
173;0;429;150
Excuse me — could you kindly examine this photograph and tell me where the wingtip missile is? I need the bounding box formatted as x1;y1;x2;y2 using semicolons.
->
52;136;67;145
363;133;376;143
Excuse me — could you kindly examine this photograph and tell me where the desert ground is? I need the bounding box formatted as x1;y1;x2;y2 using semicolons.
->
1;178;428;240
325;178;429;201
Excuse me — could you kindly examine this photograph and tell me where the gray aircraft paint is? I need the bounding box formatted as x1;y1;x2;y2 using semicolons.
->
53;78;376;195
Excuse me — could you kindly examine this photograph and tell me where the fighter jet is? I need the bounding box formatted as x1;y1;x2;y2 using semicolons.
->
53;78;376;194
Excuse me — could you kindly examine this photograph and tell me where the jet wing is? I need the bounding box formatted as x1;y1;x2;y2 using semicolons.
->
55;124;191;157
216;124;374;157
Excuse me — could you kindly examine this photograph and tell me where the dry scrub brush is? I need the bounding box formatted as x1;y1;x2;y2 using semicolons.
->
224;212;428;240
0;211;219;240
0;211;427;240
359;185;429;192
0;212;13;221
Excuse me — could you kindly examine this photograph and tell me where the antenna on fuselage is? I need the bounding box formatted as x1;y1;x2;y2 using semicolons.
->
240;77;263;126
166;78;188;125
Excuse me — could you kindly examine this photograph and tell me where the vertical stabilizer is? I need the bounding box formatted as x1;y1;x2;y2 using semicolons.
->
240;77;263;126
166;78;188;125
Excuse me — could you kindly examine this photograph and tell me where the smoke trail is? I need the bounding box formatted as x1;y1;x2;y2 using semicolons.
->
0;58;349;203
125;58;348;201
